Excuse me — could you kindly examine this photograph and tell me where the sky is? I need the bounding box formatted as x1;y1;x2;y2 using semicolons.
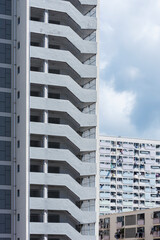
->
99;0;160;140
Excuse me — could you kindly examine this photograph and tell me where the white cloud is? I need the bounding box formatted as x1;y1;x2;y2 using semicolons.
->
100;79;137;136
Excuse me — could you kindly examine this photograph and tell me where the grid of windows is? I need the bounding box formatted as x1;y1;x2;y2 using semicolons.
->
0;190;11;209
0;43;11;64
0;214;11;233
0;165;11;185
0;141;11;161
0;0;11;16
0;117;11;137
0;68;11;88
0;92;11;113
0;19;11;40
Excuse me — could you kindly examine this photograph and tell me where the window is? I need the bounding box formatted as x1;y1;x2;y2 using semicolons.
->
0;19;11;40
17;42;20;49
0;141;11;161
17;189;20;197
0;92;11;113
17;91;20;99
17;214;20;221
17;165;20;172
0;43;11;64
0;214;11;233
17;140;20;148
0;0;11;15
48;214;59;223
0;117;11;137
0;68;11;88
17;66;20;74
17;17;20;25
0;165;11;185
17;115;20;123
0;190;11;209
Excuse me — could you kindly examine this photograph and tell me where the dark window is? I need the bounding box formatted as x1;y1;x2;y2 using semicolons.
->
0;0;11;16
0;165;11;185
17;91;20;99
48;190;59;198
0;117;11;137
17;140;20;148
49;44;60;49
0;141;11;161
49;20;60;25
48;69;60;74
48;93;60;99
17;116;20;123
17;42;20;49
0;19;11;40
0;214;11;233
48;118;60;124
48;142;60;149
0;92;11;113
17;189;20;197
48;166;60;173
0;43;11;64
30;140;41;148
17;214;20;221
17;66;20;74
48;214;59;223
17;17;20;24
0;190;11;209
0;68;11;88
125;215;136;226
17;164;20;172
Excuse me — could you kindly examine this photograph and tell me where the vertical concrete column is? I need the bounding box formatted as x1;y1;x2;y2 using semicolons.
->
44;236;48;240
44;210;48;223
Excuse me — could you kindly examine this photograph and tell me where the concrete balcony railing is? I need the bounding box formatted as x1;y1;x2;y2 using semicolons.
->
30;223;96;240
30;198;96;224
30;47;97;78
30;72;97;103
30;147;96;176
30;122;96;152
30;0;97;30
30;97;96;127
30;172;96;200
30;21;97;54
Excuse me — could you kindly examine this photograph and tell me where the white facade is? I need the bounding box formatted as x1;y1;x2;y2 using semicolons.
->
100;136;160;215
0;0;99;239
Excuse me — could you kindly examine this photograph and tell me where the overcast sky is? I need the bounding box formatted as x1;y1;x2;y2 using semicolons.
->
99;0;160;140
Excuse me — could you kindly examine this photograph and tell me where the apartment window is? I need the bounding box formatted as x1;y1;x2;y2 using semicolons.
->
48;190;59;198
17;17;20;25
17;189;20;197
17;214;20;221
0;19;11;40
48;214;59;223
0;141;11;161
0;43;11;64
125;215;136;226
0;190;11;209
125;228;136;238
17;66;20;74
17;116;20;123
0;92;11;113
17;91;20;99
17;42;20;49
0;214;11;233
0;165;11;185
0;68;11;88
17;165;20;172
17;140;20;148
48;166;60;173
48;142;60;149
0;117;11;137
0;0;11;15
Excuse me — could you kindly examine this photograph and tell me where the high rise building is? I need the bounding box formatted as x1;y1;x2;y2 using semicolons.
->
0;0;99;239
99;136;160;215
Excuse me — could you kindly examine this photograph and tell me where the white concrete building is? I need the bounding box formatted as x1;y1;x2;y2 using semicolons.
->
0;0;99;239
100;136;160;215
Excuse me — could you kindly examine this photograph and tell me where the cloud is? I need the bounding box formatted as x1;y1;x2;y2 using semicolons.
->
100;0;160;140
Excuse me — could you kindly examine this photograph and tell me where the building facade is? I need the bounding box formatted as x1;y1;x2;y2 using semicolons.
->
99;208;160;240
0;0;99;239
100;136;160;215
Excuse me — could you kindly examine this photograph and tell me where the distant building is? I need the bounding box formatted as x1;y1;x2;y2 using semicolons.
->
99;136;160;215
99;207;160;240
